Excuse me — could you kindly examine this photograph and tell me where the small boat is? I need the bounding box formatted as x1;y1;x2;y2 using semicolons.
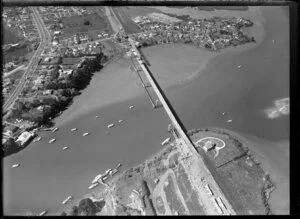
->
161;137;171;146
92;174;103;184
12;164;20;168
104;168;112;176
62;146;69;151
227;119;233;123
110;169;118;176
52;127;59;132
88;183;99;190
82;132;89;136
129;105;134;109
33;136;42;143
118;120;123;123
102;176;108;181
39;210;47;216
237;65;242;69
62;196;73;205
95;115;100;118
272;39;275;43
222;112;226;116
71;128;77;132
117;163;122;168
49;138;56;144
107;124;115;128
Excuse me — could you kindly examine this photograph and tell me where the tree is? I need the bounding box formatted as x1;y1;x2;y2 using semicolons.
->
70;206;79;216
78;198;96;216
84;20;91;26
60;211;67;216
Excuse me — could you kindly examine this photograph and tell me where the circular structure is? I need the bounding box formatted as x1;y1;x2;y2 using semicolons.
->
195;137;226;158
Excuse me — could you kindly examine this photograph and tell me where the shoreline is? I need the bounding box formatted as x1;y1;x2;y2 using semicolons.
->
55;127;285;215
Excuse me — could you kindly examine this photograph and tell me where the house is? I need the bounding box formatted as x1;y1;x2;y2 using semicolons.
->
43;89;53;95
16;131;35;146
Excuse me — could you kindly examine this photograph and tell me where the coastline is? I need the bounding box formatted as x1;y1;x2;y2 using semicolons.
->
207;127;289;214
54;127;284;215
54;29;263;129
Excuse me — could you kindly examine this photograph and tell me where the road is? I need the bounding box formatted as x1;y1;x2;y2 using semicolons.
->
3;65;26;78
3;7;51;113
107;8;236;215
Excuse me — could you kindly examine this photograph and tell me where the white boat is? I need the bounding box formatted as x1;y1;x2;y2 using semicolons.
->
102;176;108;181
49;138;56;143
12;164;20;168
117;163;122;168
39;210;47;216
71;128;77;132
104;168;112;175
33;136;42;143
222;112;226;116
88;183;99;190
237;65;242;69
52;127;59;132
161;137;171;146
62;196;73;205
107;124;115;128
95;115;100;118
227;119;233;123
118;120;123;123
272;39;275;43
110;169;118;176
82;132;89;136
92;174;103;184
129;105;134;109
62;146;69;151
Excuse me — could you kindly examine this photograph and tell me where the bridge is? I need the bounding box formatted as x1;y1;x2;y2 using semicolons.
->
128;38;236;215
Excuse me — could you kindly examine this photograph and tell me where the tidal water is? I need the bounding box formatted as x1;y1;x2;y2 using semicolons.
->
3;6;289;215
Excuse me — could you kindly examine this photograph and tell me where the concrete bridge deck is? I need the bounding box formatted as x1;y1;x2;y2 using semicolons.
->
128;39;236;215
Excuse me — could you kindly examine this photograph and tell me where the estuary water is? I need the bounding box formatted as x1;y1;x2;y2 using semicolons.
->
3;6;289;215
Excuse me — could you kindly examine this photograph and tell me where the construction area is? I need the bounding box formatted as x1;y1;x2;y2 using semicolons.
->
62;127;274;216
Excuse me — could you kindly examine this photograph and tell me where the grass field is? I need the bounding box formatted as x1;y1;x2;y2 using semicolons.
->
111;7;141;35
61;13;108;36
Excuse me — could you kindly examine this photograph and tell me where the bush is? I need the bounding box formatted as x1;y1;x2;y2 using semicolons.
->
70;206;79;216
78;198;97;216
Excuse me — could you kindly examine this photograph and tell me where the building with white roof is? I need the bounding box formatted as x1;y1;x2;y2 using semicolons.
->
16;131;35;146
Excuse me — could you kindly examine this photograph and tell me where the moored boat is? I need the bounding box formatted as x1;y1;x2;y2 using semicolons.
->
71;128;77;132
49;138;56;144
92;174;103;184
118;120;123;123
222;112;226;116
104;168;112;175
82;132;89;136
110;169;118;176
62;196;73;205
12;164;20;168
39;210;47;216
52;127;59;132
227;119;233;123
33;136;42;143
88;183;99;190
107;124;115;128
161;137;171;146
117;163;122;168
